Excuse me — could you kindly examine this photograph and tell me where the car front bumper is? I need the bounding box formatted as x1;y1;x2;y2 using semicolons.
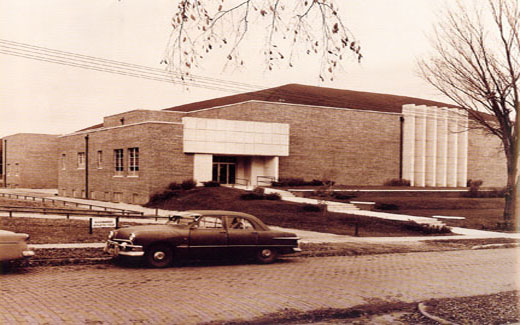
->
105;240;144;257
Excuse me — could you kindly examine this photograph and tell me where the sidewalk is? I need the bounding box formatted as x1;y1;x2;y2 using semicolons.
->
2;188;519;250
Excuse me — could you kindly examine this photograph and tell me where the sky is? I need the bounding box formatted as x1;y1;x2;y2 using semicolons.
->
0;0;452;138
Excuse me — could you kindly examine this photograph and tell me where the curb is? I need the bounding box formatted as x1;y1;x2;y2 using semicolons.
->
418;302;457;325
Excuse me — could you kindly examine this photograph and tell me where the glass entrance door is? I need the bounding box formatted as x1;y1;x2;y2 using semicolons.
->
212;156;236;184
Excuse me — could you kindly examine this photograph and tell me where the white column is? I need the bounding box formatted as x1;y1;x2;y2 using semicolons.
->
435;108;449;187
264;156;279;182
193;154;213;185
250;157;265;187
457;111;469;187
414;105;427;187
447;108;459;187
425;106;438;186
401;105;416;185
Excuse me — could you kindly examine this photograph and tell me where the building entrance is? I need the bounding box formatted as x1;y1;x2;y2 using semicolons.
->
212;156;236;184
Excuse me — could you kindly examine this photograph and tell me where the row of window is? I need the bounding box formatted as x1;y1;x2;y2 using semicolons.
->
4;163;20;176
61;147;139;176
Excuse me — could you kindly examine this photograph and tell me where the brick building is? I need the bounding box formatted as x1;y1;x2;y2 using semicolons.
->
1;133;59;188
2;84;507;204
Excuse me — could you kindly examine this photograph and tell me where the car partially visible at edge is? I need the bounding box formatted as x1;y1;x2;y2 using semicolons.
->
0;230;35;263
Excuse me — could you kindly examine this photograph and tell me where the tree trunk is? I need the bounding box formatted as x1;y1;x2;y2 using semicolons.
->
502;145;519;231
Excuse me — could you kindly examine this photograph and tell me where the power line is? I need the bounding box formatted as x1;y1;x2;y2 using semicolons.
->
0;39;265;93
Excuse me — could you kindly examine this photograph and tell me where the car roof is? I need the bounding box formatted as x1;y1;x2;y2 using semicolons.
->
177;210;269;230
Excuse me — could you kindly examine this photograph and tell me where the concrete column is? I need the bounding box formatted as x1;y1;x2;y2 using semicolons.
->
250;157;266;187
457;111;469;187
264;157;279;182
413;105;427;187
401;105;416;185
447;109;459;187
435;108;449;187
425;106;438;186
193;154;213;185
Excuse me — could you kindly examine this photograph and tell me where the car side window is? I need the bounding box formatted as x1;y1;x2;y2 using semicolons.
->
228;217;255;230
197;216;223;229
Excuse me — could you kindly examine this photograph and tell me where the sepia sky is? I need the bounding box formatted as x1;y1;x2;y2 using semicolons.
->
0;0;455;138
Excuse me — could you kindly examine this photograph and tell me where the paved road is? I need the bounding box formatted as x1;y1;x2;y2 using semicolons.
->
1;248;518;324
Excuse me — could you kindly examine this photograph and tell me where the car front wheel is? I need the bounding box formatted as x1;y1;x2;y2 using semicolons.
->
145;244;173;268
256;248;278;264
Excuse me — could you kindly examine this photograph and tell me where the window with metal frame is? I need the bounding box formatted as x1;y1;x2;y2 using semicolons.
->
128;147;139;175
114;149;123;175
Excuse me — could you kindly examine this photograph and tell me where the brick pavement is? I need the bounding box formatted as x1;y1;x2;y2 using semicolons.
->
1;248;518;324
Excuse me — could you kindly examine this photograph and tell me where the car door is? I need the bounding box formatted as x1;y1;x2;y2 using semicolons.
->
226;216;258;256
188;215;228;258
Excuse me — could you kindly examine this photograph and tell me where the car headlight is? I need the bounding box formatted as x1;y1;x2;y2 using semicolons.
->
129;233;136;242
108;230;115;240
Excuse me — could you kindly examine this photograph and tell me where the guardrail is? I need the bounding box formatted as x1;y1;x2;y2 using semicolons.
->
257;175;275;186
0;205;144;218
0;192;143;215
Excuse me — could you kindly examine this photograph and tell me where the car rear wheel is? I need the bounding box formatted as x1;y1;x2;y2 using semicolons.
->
145;244;173;268
256;248;278;264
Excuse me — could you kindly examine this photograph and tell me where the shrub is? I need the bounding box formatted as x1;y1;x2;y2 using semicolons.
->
402;221;451;234
309;179;324;186
375;202;399;210
167;182;182;190
181;179;197;190
302;204;322;212
332;192;355;200
264;193;281;200
383;178;411;186
240;192;265;200
463;179;484;198
202;181;220;187
149;189;179;203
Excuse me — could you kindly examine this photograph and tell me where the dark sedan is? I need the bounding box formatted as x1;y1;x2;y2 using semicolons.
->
105;210;301;267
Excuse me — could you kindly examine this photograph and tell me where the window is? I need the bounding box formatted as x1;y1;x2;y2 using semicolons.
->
96;151;103;169
77;152;85;169
128;147;139;176
114;149;123;175
228;217;255;230
61;154;66;170
197;216;223;229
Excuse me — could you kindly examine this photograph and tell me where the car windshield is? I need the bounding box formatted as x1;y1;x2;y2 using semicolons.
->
166;214;199;226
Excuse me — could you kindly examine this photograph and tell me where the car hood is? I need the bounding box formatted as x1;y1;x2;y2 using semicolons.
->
114;224;186;238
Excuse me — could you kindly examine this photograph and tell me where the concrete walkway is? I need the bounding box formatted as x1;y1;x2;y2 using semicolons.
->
1;188;519;249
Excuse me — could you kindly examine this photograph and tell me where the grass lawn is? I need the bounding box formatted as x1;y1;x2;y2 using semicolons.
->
302;190;509;231
144;187;450;237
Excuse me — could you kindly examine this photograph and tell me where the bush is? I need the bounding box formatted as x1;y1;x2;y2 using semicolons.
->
240;192;265;200
302;204;322;212
332;192;355;200
375;202;399;210
202;181;220;187
383;178;411;186
149;190;179;203
464;179;484;198
402;221;451;234
264;193;281;200
181;179;197;190
167;182;182;190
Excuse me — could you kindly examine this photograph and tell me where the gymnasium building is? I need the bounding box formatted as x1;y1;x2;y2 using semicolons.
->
1;84;506;204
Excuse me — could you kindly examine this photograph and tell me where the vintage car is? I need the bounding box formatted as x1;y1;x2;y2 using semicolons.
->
0;230;35;263
105;210;301;267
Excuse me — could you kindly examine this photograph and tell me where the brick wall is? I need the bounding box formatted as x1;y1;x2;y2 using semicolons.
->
58;122;192;205
103;110;184;128
467;126;507;187
2;134;58;188
188;101;402;185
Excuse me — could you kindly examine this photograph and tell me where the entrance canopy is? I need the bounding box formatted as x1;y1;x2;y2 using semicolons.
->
182;117;289;187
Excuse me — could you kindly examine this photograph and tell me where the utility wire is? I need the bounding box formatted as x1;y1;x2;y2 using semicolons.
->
0;39;265;93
